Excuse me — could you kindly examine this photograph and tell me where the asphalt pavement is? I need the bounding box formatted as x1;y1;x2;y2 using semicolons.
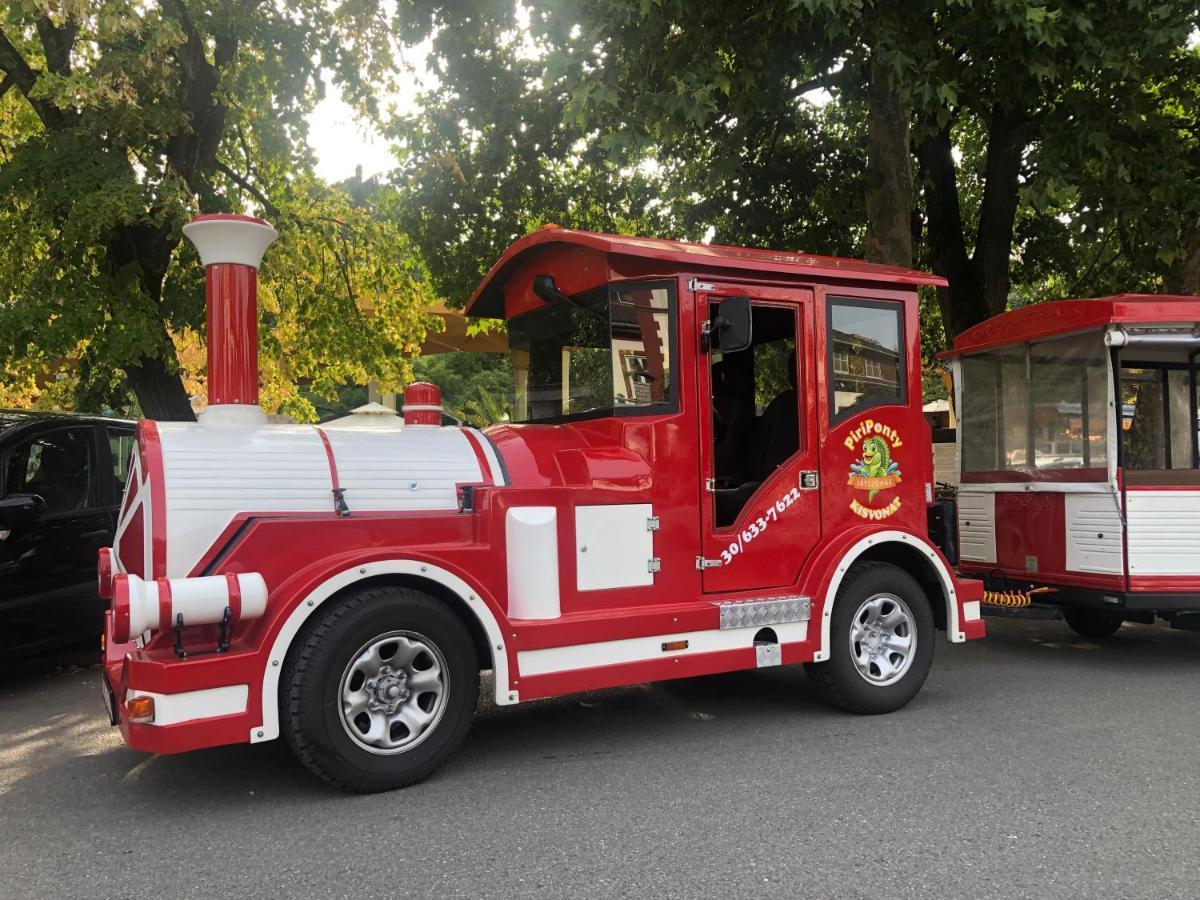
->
1;617;1198;899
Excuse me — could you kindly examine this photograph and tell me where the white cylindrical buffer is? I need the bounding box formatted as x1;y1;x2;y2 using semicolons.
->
505;506;561;619
111;572;269;643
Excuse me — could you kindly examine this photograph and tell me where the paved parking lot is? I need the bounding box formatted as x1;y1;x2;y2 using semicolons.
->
1;617;1199;899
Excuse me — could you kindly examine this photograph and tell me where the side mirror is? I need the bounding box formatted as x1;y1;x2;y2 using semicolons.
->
712;296;752;353
0;493;44;526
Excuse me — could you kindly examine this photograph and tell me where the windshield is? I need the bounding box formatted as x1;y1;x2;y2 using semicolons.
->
508;281;677;423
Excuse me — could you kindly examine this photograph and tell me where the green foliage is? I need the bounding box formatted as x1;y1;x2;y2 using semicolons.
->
411;351;511;422
0;0;434;420
389;1;683;308
393;1;1200;355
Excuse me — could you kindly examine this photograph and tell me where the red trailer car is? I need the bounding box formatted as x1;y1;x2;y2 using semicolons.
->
940;296;1200;638
98;216;984;792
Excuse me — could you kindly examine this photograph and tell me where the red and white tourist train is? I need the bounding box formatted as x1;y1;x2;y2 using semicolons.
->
98;214;987;791
940;296;1200;638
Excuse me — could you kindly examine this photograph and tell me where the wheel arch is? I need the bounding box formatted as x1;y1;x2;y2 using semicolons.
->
812;531;964;663
252;560;514;745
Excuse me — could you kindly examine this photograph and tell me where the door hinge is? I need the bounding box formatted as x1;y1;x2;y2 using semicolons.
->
646;516;660;532
0;529;9;541
799;470;819;490
704;477;717;493
648;558;662;574
689;279;715;292
696;556;723;570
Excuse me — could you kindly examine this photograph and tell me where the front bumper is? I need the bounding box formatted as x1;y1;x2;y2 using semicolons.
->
102;610;260;754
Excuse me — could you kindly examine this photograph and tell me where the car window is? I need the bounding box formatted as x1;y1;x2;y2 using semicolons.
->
109;429;135;490
3;427;95;516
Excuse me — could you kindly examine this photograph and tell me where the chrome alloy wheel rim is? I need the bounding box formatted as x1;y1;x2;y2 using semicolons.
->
338;631;449;754
848;593;916;687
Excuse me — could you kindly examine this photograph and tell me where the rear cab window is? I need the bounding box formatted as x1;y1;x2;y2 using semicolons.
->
827;298;906;423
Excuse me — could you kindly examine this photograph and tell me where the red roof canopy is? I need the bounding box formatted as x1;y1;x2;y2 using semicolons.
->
943;294;1200;358
466;227;947;318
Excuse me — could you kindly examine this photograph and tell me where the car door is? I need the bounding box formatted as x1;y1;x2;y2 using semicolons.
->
696;284;822;593
0;424;112;652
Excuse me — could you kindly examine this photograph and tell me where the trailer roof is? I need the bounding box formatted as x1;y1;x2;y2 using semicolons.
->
466;227;948;318
942;294;1200;358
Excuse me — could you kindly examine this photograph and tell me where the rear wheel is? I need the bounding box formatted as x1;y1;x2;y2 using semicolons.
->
804;562;935;714
282;585;479;793
1063;607;1123;640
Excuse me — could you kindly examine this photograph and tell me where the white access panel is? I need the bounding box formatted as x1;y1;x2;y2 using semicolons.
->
957;491;997;564
575;503;656;591
1064;493;1124;575
1127;491;1200;576
506;507;561;619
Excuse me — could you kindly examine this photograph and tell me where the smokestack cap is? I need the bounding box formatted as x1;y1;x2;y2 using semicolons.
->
183;214;278;269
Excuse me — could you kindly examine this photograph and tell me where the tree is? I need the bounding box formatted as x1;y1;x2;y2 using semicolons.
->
1024;43;1200;299
390;1;681;308
392;1;1199;358
911;2;1199;337
534;0;910;262
0;0;434;421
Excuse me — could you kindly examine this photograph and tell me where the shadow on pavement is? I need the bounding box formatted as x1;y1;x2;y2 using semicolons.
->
0;617;1196;818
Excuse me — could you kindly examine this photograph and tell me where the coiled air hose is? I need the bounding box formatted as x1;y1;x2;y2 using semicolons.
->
981;586;1055;609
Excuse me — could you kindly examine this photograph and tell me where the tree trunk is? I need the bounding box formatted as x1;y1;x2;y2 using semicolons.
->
863;53;913;267
916;106;1026;340
125;354;196;421
1166;226;1200;294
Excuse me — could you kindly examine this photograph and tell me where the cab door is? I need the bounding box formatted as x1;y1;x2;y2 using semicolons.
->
696;284;821;593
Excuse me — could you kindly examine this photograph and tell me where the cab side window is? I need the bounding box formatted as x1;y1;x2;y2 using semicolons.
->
828;298;905;422
2;427;95;516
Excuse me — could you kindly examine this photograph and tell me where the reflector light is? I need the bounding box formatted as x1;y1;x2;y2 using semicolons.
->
126;695;155;723
661;640;689;652
97;547;113;600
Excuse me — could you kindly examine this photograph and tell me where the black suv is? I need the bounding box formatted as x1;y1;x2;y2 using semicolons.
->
0;411;135;658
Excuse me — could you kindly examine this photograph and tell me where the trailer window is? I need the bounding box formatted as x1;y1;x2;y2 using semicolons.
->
508;281;676;423
1120;364;1200;471
827;299;905;423
960;332;1109;475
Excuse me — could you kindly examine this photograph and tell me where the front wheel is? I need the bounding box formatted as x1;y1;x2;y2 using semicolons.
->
804;562;935;714
1063;607;1123;640
282;585;479;793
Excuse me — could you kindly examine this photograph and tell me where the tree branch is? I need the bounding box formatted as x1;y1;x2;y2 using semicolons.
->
973;103;1027;316
159;0;231;195
0;27;68;128
35;14;79;76
216;160;279;217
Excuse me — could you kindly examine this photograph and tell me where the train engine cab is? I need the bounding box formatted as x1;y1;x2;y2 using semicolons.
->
98;217;984;792
942;295;1200;637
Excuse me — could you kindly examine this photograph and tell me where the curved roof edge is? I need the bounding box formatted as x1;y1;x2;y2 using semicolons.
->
942;294;1200;359
465;227;948;318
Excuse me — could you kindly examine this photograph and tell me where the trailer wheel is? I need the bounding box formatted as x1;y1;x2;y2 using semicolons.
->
803;562;934;715
282;585;479;793
1063;608;1123;640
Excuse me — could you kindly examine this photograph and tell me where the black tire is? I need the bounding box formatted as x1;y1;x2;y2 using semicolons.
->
803;561;935;715
1063;607;1123;640
282;585;479;793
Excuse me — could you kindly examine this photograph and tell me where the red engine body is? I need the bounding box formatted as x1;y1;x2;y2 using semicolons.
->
100;225;984;755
